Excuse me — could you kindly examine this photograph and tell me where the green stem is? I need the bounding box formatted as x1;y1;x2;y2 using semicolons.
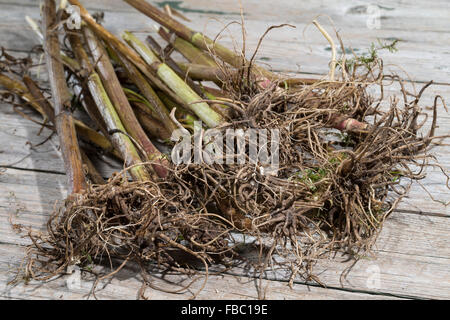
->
158;27;216;67
146;34;206;98
67;0;190;116
123;31;223;128
123;0;275;80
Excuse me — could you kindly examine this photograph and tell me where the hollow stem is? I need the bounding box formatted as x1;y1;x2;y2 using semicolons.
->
43;0;86;194
82;27;168;178
123;31;223;128
124;0;275;79
68;30;151;182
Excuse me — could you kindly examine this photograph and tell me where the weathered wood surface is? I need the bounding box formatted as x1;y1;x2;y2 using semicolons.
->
1;168;449;299
0;0;449;300
1;0;449;83
1;243;402;300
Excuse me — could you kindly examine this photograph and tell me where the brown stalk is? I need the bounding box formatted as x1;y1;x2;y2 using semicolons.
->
68;29;151;182
176;63;319;87
22;75;108;184
79;149;105;185
134;106;172;141
22;75;121;159
0;73;46;120
82;27;169;178
43;0;86;194
111;43;178;134
72;84;109;137
66;0;190;113
177;62;225;82
22;76;55;122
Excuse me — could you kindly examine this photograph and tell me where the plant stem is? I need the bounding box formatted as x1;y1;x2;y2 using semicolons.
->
22;76;55;124
146;35;206;98
112;43;178;134
329;115;369;133
72;83;109;137
123;31;223;128
68;30;151;182
43;0;86;194
123;0;274;79
156;90;196;123
201;85;228;98
133;105;172;141
71;120;122;159
24;15;108;136
22;75;122;159
158;27;217;67
80;149;105;184
177;62;225;82
22;75;105;184
82;27;168;178
67;0;188;113
0;74;46;119
312;20;336;81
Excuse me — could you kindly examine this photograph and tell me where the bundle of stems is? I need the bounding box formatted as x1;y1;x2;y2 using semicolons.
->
43;0;86;194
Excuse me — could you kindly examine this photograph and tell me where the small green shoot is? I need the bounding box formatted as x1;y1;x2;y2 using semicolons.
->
339;38;400;72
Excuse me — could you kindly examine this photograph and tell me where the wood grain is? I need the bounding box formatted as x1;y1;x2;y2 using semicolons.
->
0;0;449;300
1;242;402;300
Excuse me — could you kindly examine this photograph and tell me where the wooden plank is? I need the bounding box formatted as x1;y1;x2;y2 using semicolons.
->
0;0;448;300
1;168;449;299
0;122;448;216
257;251;450;299
0;108;122;177
0;1;449;83
1;0;448;32
0;243;396;300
